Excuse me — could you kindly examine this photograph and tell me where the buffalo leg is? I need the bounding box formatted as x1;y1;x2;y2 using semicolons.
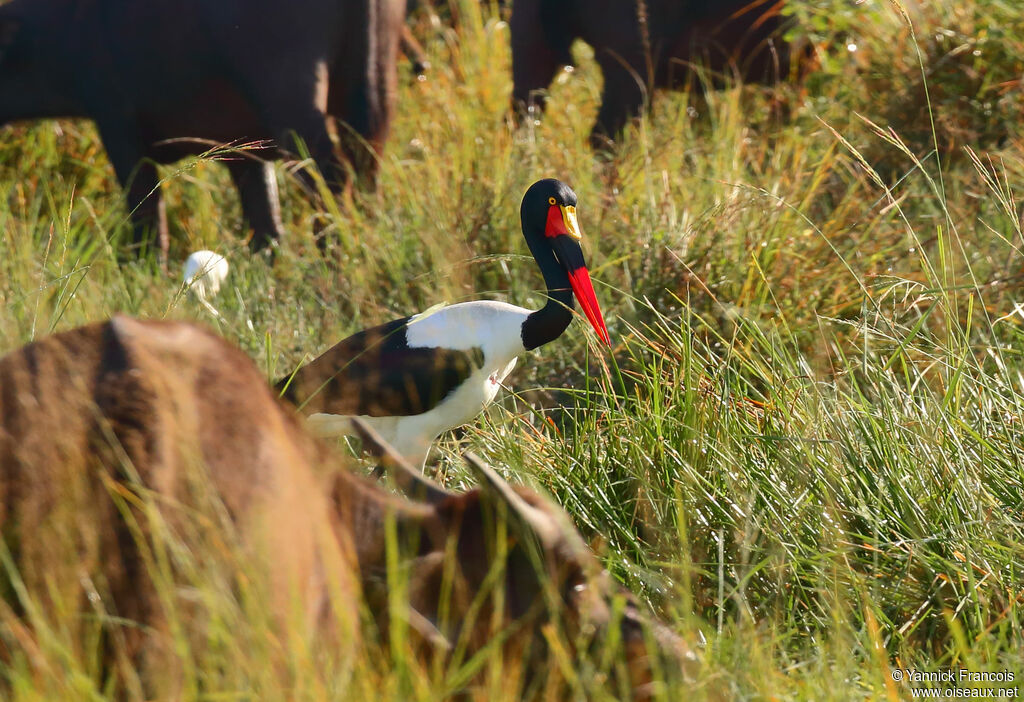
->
264;101;347;197
591;60;648;149
400;26;429;76
244;62;349;198
227;159;284;252
98;126;168;260
509;0;571;122
247;69;349;253
328;0;402;189
267;104;348;253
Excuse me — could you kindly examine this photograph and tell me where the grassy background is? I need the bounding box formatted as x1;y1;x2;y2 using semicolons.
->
2;0;1024;698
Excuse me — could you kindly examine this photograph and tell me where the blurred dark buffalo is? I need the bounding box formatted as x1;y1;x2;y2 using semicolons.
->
511;0;807;146
0;0;406;256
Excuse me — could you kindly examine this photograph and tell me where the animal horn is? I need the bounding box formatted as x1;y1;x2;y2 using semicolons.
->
404;606;453;653
349;418;455;505
461;452;560;546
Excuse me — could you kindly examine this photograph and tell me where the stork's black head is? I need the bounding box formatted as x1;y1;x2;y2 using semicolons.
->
518;179;610;346
521;178;579;226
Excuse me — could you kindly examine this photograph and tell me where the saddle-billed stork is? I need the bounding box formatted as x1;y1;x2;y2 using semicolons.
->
276;178;610;467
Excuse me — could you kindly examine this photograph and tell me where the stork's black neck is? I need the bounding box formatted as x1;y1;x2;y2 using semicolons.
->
520;238;574;351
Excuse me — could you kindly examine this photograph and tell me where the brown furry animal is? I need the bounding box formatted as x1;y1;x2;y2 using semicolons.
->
0;317;690;697
0;317;362;693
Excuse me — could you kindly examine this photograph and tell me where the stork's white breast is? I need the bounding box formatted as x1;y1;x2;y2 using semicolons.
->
405;300;529;369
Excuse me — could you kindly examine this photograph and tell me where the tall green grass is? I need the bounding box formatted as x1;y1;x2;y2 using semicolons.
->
2;0;1023;698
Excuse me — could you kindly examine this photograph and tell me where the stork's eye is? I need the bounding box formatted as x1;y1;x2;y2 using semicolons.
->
548;197;557;205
